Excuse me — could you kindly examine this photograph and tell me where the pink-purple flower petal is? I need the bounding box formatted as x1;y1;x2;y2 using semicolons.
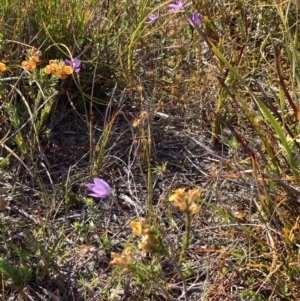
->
146;12;159;23
168;0;191;13
65;57;81;73
188;13;201;27
86;178;111;198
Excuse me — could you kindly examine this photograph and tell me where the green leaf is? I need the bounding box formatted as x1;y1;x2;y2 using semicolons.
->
0;257;22;287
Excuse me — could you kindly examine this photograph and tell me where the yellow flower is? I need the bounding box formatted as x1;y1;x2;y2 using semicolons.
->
110;254;122;265
0;62;6;72
123;247;132;257
130;218;149;236
60;65;73;79
176;200;188;212
188;189;200;202
21;46;42;72
110;247;132;274
169;188;200;213
45;60;73;79
130;220;143;236
169;188;185;202
45;61;59;75
30;55;40;63
189;203;200;214
169;188;187;211
22;60;37;71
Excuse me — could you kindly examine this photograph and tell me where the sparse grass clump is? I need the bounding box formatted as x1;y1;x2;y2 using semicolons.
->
1;0;300;300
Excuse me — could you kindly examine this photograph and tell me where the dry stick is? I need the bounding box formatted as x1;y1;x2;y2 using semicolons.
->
208;105;256;160
1;143;33;178
110;194;130;218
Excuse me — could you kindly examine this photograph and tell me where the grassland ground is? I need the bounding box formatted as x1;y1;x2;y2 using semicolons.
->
1;1;300;300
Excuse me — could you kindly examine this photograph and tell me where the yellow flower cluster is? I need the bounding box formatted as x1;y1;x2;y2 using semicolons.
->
169;188;200;214
110;247;132;275
45;60;73;79
130;218;160;252
21;47;41;71
0;62;6;72
2;47;75;80
110;218;162;275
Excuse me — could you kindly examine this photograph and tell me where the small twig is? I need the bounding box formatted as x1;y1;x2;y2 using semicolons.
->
1;143;33;178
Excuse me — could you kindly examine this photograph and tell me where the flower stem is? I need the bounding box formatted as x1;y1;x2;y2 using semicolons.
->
110;193;130;218
179;211;191;263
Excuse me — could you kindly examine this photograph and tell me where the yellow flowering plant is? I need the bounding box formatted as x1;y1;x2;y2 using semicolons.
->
21;47;42;72
130;218;165;254
110;247;133;275
169;188;200;262
169;188;200;214
5;46;79;157
137;233;160;252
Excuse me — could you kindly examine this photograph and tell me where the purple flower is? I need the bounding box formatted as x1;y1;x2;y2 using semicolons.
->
168;0;191;13
86;178;111;198
188;12;201;27
146;12;159;24
65;57;81;73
